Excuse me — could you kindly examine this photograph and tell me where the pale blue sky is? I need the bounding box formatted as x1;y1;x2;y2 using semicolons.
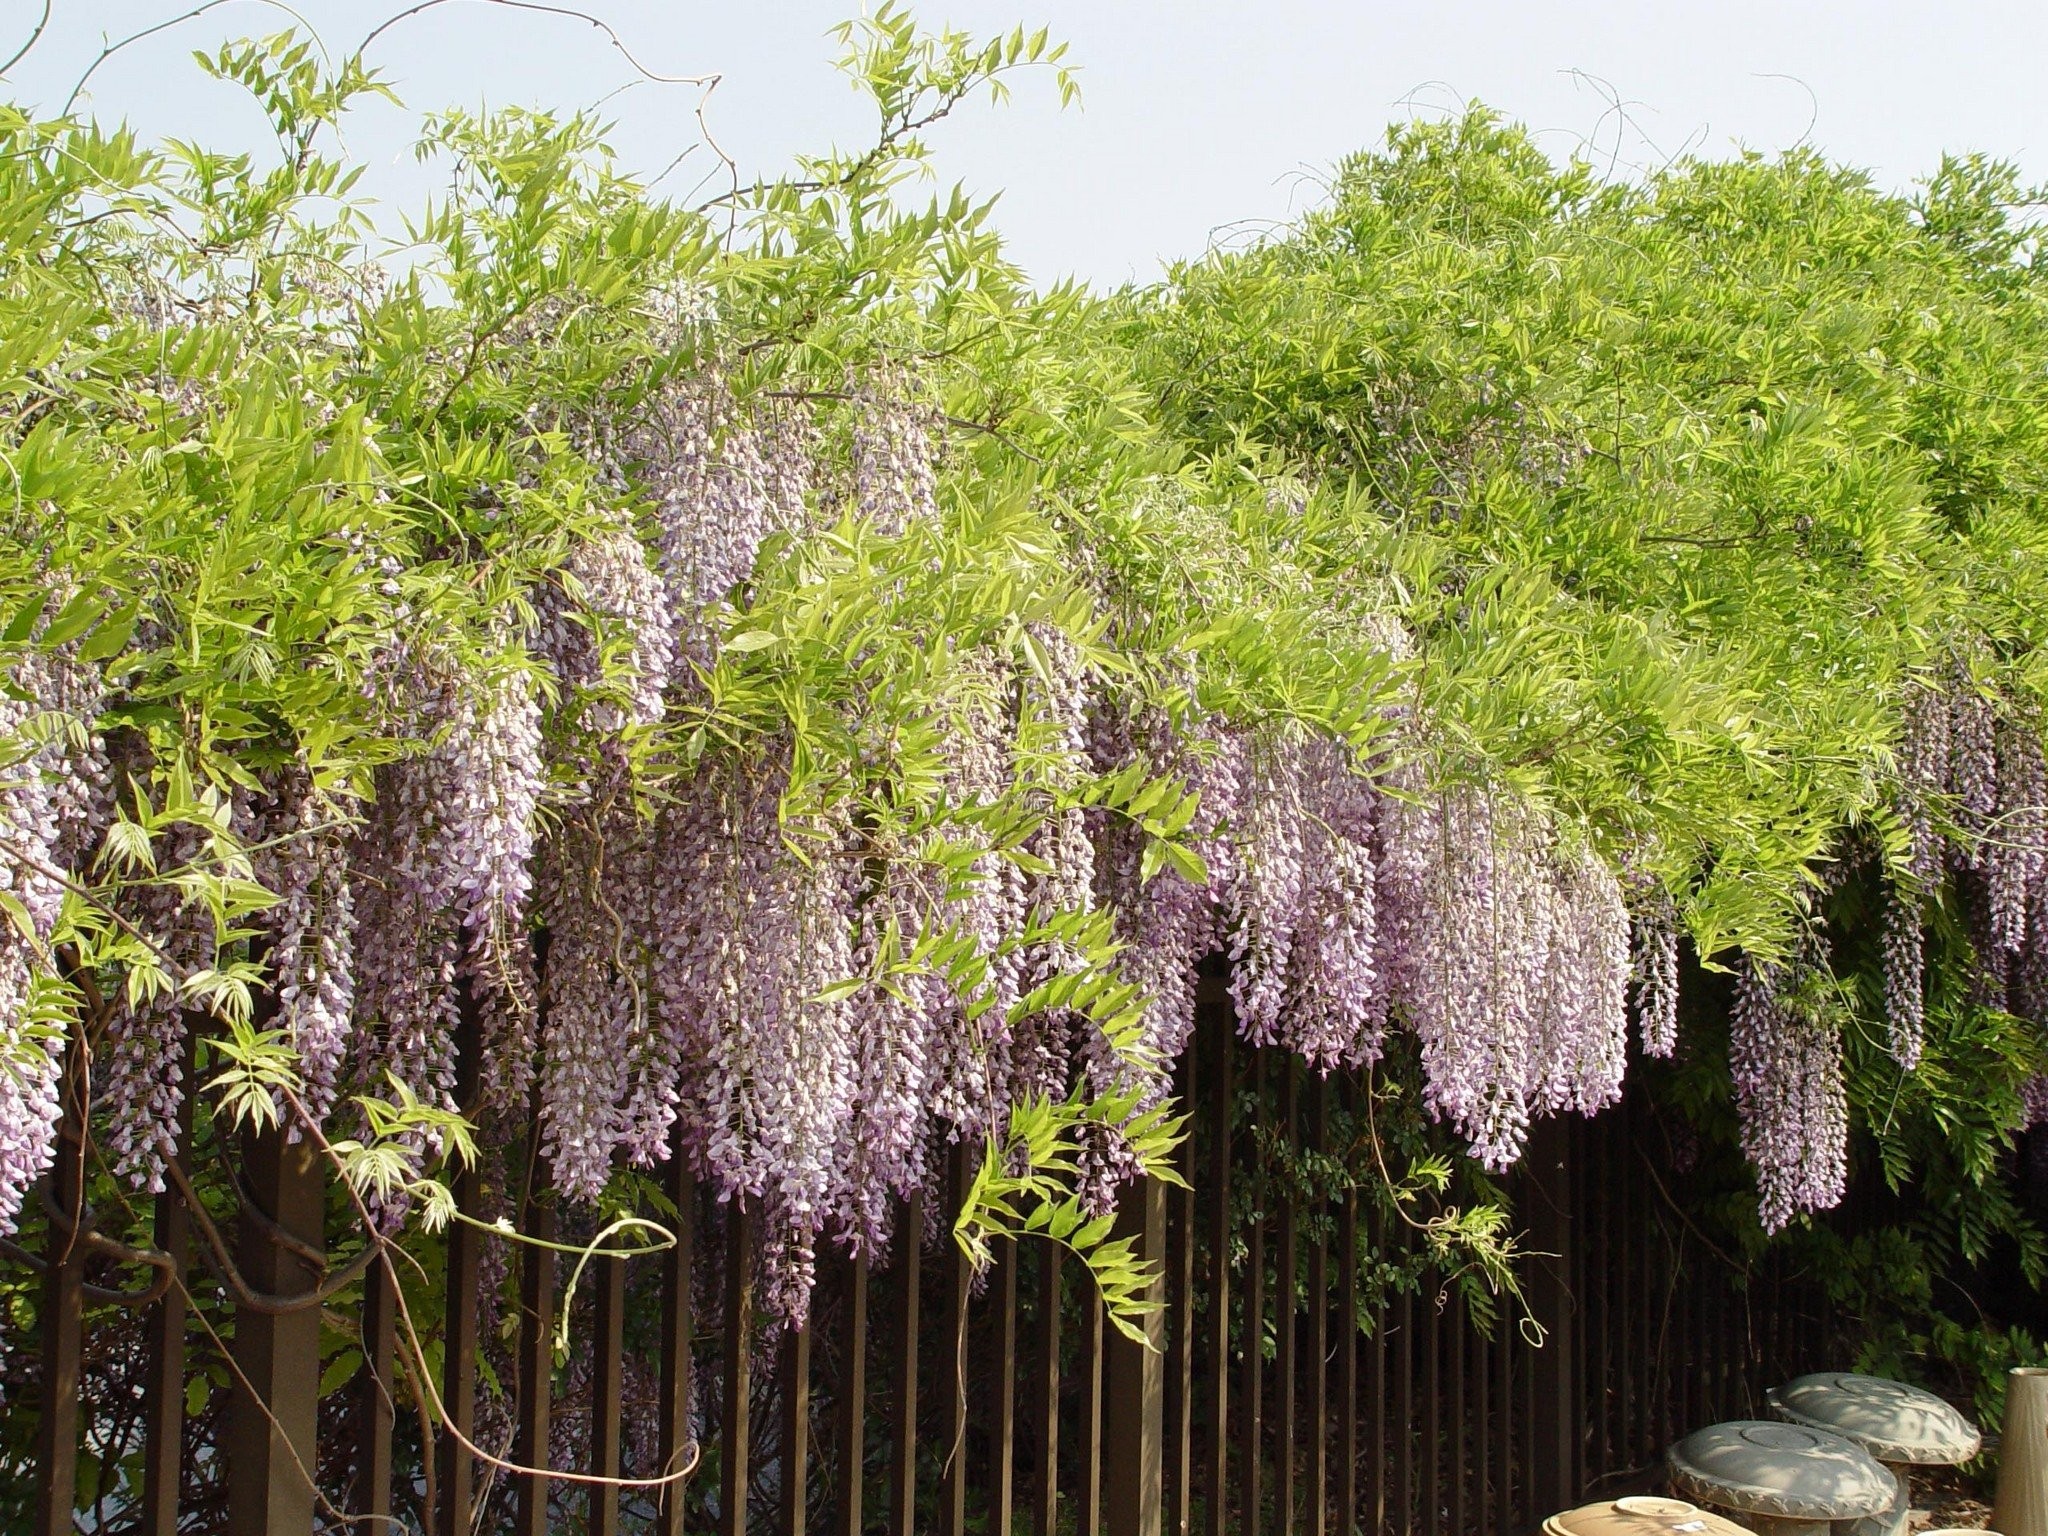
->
6;2;2046;287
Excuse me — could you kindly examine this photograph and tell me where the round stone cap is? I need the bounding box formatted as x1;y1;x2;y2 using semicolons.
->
1542;1497;1754;1536
1666;1421;1900;1520
1766;1373;1982;1466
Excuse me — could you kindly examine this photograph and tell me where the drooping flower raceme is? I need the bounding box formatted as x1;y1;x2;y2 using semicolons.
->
1730;949;1848;1233
534;519;677;734
654;761;860;1322
1530;845;1631;1118
1226;735;1386;1072
1879;887;1927;1072
536;794;651;1202
0;683;68;1233
1376;775;1632;1169
253;772;360;1126
101;819;208;1192
1628;880;1681;1058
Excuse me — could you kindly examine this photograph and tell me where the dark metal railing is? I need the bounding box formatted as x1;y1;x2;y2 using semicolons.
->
7;966;1830;1534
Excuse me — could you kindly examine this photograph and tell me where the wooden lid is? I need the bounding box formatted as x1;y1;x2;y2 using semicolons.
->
1543;1496;1758;1536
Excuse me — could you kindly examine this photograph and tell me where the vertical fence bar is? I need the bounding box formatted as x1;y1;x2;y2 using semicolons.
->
725;1205;756;1536
1079;1288;1106;1536
992;1236;1018;1536
1394;1228;1414;1536
1685;1236;1706;1436
1493;1286;1512;1536
34;1036;86;1536
1242;1047;1266;1536
1365;1193;1386;1536
1338;1099;1358;1536
1309;1076;1329;1536
590;1245;628;1536
1475;1301;1491;1536
1526;1117;1575;1520
1035;1242;1062;1536
1704;1254;1725;1423
1640;1141;1662;1462
358;1256;398;1527
1589;1114;1610;1484
436;994;483;1536
659;1158;698;1536
1423;1260;1441;1536
1203;976;1232;1536
1634;1116;1651;1458
227;1122;328;1536
1277;1060;1298;1536
940;1146;971;1536
780;1321;813;1536
1105;1174;1167;1536
1569;1128;1587;1497
889;1196;921;1536
1514;1182;1534;1532
515;1181;557;1536
1451;1290;1468;1536
142;1018;199;1536
839;1249;869;1536
1166;1045;1196;1536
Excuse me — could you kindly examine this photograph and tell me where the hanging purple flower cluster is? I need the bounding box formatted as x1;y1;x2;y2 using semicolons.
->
348;760;465;1154
101;815;209;1192
1377;779;1632;1169
933;656;1031;1126
1628;879;1682;1058
534;518;677;733
1093;710;1242;1072
534;800;647;1202
1880;887;1927;1071
1531;846;1632;1117
252;772;359;1126
2024;1074;2048;1130
433;670;545;951
1890;673;2048;1060
1226;735;1387;1071
0;668;73;1233
1007;624;1100;1114
1991;718;2048;955
1729;946;1848;1233
654;763;860;1320
638;378;808;669
852;389;940;536
0;363;1835;1318
830;887;940;1255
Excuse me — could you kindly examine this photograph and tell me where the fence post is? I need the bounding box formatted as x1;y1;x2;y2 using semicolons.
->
437;990;484;1536
33;1034;87;1536
143;1016;202;1536
226;1123;327;1535
1525;1116;1577;1519
1104;1171;1167;1536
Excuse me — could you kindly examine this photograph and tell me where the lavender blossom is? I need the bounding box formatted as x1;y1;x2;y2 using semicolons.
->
254;774;360;1125
1629;881;1682;1058
1730;950;1848;1233
1989;719;2047;954
0;686;67;1233
102;822;207;1191
534;519;677;732
1880;886;1926;1071
851;390;940;536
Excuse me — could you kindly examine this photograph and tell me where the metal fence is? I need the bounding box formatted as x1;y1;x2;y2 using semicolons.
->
10;972;1832;1534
